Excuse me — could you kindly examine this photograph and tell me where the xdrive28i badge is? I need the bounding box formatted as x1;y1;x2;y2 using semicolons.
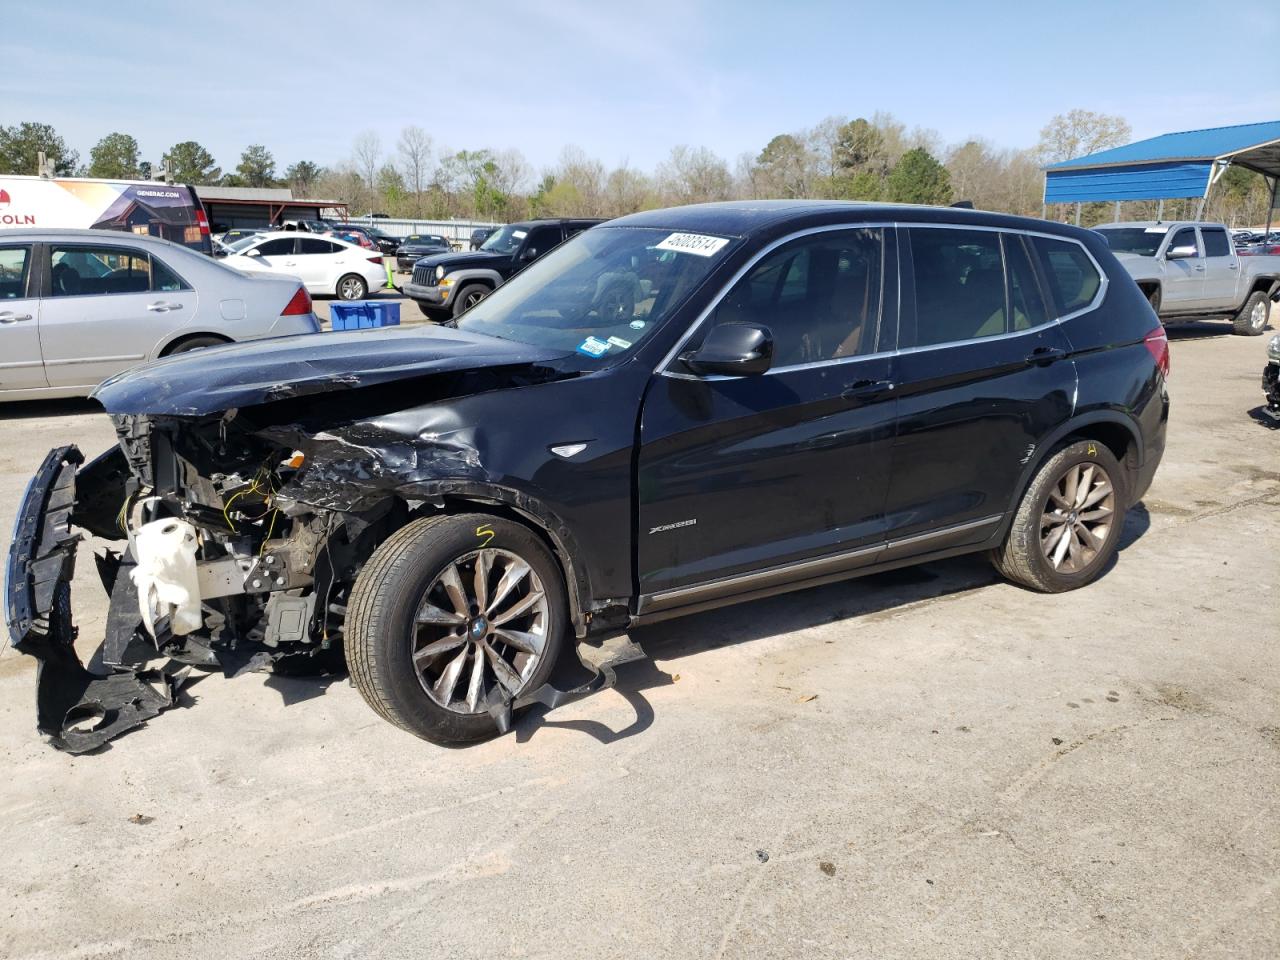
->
649;519;697;535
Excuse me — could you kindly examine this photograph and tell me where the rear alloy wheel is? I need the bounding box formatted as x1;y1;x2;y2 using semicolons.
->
337;273;368;300
991;440;1126;592
167;335;227;354
1233;290;1270;336
345;513;567;744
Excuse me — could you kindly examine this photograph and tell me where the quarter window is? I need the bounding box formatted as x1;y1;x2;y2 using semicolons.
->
1202;228;1231;258
708;228;884;365
0;247;31;299
151;257;188;292
1030;237;1102;317
907;228;1006;347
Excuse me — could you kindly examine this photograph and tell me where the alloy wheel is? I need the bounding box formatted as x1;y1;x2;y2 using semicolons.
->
1040;461;1115;574
339;277;365;300
411;548;549;714
1251;298;1268;331
464;290;485;309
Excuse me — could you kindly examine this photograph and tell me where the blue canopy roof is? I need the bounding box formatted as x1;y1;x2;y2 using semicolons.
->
1044;120;1280;204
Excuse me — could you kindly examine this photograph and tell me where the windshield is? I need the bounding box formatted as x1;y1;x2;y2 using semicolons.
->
1095;227;1166;256
479;225;525;254
227;236;261;253
455;226;735;360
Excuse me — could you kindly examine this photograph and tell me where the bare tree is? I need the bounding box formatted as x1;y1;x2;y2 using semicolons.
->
352;131;382;191
657;145;732;205
604;163;653;216
1037;109;1132;165
396;126;433;216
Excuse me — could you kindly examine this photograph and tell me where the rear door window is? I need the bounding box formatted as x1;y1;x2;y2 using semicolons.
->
906;228;1007;347
256;238;297;257
1005;234;1050;331
50;246;151;296
0;246;31;299
299;237;341;255
1201;227;1231;258
1030;237;1102;317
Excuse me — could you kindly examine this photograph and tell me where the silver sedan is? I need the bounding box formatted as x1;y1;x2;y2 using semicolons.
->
0;228;321;401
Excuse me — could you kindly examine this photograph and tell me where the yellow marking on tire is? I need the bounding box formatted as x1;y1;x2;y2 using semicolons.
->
476;524;495;547
1087;443;1097;457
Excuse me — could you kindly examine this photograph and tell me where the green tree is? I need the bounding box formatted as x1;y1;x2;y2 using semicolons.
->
755;134;812;198
834;117;886;176
285;160;322;196
87;132;140;179
234;144;277;187
885;147;952;205
0;121;78;175
165;141;220;184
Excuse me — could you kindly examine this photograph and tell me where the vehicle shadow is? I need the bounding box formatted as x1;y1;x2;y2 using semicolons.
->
1165;320;1270;341
513;503;1153;746
1246;405;1280;429
0;397;101;420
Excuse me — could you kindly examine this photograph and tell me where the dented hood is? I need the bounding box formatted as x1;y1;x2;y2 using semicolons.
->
92;326;570;416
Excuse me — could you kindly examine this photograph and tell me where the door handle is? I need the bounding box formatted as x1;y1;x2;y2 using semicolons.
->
841;378;896;401
1228;263;1238;269
1194;265;1205;272
146;302;183;312
1026;346;1067;366
0;311;33;323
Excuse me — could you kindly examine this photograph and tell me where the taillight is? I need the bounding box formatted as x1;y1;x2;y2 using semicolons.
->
281;286;312;316
195;207;210;235
368;256;384;265
1143;326;1170;379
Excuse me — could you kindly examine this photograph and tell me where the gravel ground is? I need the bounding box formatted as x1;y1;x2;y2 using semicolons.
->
0;320;1276;959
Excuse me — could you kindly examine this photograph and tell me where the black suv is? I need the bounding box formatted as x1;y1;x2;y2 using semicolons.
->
403;218;603;319
7;201;1169;753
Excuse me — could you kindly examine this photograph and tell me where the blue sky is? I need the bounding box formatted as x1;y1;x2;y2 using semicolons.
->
6;0;1278;176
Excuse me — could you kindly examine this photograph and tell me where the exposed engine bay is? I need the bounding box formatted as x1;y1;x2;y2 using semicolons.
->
6;325;641;753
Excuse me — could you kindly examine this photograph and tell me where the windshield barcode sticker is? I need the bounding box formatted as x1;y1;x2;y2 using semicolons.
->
655;233;730;257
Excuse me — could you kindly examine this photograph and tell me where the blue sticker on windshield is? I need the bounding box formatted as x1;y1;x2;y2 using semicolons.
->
577;336;610;358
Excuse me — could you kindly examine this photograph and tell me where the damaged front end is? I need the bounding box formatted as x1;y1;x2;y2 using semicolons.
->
5;326;633;752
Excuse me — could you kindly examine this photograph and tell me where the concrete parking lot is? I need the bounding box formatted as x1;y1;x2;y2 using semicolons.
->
0;323;1276;959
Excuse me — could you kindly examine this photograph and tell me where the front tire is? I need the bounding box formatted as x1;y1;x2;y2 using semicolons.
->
1233;290;1270;336
337;273;368;301
452;283;489;318
345;513;568;745
991;440;1126;593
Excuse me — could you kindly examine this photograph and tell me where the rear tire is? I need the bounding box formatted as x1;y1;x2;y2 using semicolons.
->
337;274;368;301
991;440;1126;593
165;335;228;355
1146;286;1162;318
345;513;568;745
1232;290;1270;336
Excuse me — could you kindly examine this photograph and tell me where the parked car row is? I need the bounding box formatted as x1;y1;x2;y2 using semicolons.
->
0;228;319;401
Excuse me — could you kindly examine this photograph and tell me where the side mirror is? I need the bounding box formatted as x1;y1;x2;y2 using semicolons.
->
244;248;262;258
519;247;538;262
680;322;774;377
1166;245;1196;260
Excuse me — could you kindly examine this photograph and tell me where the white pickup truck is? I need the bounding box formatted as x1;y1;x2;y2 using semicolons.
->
1094;221;1280;336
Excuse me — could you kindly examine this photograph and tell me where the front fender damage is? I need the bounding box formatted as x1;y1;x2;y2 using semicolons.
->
6;372;636;753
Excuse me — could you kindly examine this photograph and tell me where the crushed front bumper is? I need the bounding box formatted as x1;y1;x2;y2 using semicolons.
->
5;445;189;753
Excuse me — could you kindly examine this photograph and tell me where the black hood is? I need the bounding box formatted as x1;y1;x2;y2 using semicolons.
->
413;249;509;271
92;326;569;417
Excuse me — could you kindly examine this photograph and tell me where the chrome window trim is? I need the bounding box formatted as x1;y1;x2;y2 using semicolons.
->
656;221;1108;381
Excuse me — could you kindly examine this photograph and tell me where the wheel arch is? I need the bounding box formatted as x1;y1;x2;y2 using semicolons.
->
1003;410;1144;538
390;482;596;637
158;331;233;357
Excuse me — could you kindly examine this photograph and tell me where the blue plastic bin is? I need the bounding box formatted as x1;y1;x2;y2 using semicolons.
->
329;300;401;331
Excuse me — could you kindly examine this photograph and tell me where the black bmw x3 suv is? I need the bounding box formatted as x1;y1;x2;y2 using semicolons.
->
8;201;1169;752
